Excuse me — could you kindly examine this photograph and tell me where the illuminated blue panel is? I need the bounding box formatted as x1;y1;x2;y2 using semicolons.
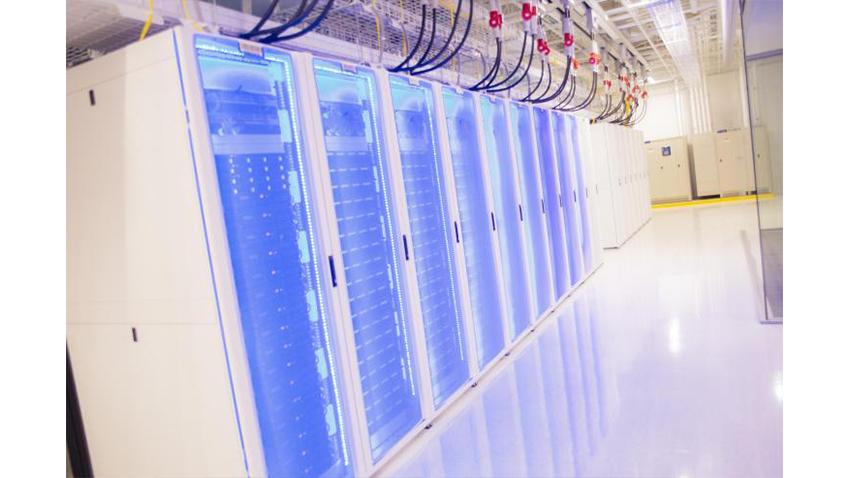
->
387;75;470;408
312;60;421;462
194;38;351;477
441;89;506;367
532;107;571;298
567;116;594;273
552;112;585;285
509;103;554;317
479;96;532;338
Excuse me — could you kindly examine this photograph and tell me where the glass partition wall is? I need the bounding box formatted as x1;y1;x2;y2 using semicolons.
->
740;0;783;322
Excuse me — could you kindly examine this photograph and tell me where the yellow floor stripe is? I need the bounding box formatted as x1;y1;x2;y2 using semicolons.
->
652;193;775;209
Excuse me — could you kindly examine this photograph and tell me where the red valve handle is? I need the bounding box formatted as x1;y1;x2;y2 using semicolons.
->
522;2;535;20
588;52;599;65
489;10;503;28
564;33;574;47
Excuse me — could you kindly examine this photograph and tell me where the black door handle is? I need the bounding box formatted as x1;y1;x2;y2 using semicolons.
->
328;256;338;287
402;234;410;261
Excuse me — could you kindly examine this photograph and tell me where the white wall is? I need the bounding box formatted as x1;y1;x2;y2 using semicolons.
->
707;69;747;131
638;82;692;141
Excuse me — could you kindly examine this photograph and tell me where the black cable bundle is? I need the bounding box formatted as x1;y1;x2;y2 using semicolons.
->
521;59;547;101
532;56;571;104
487;34;535;93
468;39;503;90
412;0;474;75
553;75;577;109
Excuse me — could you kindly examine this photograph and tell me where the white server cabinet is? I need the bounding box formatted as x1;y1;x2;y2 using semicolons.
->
68;28;490;477
690;132;721;197
588;124;618;248
645;136;691;203
588;123;651;248
68;26;608;478
68;30;357;477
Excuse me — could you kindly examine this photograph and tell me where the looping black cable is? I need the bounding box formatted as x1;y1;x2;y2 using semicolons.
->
527;60;554;102
258;0;319;41
485;33;529;90
521;59;546;101
554;75;576;109
594;94;611;121
413;0;474;75
599;91;625;121
405;8;438;70
487;37;535;93
240;0;282;38
409;0;463;71
263;0;334;42
562;72;597;112
532;56;570;104
469;39;502;90
390;4;428;72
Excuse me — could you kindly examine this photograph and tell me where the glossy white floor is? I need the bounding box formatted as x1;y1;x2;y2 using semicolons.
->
380;201;782;477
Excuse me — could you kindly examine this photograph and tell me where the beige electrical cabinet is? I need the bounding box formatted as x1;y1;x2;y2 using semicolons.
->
752;125;772;193
717;129;756;195
690;132;720;197
645;136;691;203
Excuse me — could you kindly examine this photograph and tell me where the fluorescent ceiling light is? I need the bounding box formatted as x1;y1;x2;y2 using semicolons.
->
627;0;662;8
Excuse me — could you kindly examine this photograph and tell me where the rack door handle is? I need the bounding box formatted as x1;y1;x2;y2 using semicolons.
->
402;234;410;261
328;256;338;287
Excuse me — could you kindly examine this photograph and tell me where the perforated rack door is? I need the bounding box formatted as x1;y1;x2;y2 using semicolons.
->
311;59;422;463
567;116;594;274
440;89;506;368
387;75;470;409
194;36;351;478
479;96;533;340
552;112;586;286
509;103;555;317
532;107;572;299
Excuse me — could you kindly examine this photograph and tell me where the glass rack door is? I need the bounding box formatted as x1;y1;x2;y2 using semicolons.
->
387;75;470;408
479;96;533;338
533;107;571;299
509;103;555;317
194;37;351;478
312;60;421;463
567;116;594;274
552;112;586;286
441;89;506;368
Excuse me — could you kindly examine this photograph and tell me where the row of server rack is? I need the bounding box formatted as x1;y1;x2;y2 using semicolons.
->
67;28;606;478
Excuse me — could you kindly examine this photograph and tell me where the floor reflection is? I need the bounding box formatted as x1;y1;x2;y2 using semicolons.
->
383;203;782;478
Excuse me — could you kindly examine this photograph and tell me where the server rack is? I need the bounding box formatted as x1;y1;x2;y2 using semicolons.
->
478;95;535;340
508;102;556;318
438;88;511;370
193;36;357;478
565;115;595;274
67;26;609;478
531;107;573;298
381;73;476;410
552;111;587;286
